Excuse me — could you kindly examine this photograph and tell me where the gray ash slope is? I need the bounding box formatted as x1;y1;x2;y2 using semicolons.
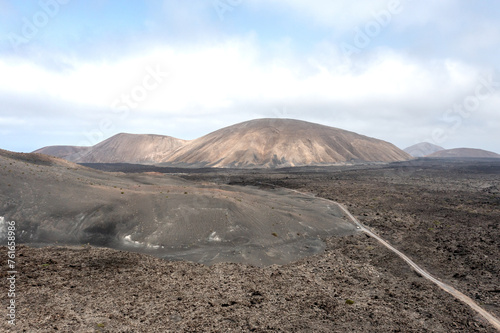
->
0;148;356;266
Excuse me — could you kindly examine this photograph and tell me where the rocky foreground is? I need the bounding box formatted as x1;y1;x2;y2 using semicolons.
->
0;233;495;332
1;158;498;332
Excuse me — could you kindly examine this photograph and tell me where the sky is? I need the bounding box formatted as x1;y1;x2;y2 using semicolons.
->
0;0;499;153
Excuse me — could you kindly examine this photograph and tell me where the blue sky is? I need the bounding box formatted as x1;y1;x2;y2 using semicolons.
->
0;0;499;153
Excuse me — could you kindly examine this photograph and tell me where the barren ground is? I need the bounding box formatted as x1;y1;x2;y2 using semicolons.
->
1;233;496;332
220;158;500;321
0;158;499;332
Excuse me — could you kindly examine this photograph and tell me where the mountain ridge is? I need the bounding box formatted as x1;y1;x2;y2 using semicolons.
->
33;118;412;167
426;148;500;158
35;133;187;164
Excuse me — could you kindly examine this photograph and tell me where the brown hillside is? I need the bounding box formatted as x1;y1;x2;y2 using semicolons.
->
427;148;500;158
162;118;411;168
70;133;187;163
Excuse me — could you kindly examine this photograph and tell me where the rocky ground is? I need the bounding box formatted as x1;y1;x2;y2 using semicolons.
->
1;234;495;332
1;158;498;332
221;158;500;322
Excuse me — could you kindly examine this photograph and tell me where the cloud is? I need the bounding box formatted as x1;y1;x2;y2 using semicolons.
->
0;40;477;116
1;0;499;153
2;32;498;152
248;0;395;30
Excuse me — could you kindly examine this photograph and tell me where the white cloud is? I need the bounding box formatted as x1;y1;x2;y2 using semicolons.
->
1;32;498;152
0;37;489;118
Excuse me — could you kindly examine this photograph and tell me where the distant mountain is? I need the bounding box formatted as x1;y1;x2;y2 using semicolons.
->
34;133;187;164
404;142;444;157
70;133;188;164
33;119;412;167
33;145;90;159
161;118;411;168
426;148;500;159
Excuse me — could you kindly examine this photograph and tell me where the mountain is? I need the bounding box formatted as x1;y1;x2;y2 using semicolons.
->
33;145;90;159
426;148;500;158
35;133;188;164
161;118;411;168
404;142;444;157
33;119;412;167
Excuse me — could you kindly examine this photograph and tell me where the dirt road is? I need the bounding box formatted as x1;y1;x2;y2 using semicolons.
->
335;202;500;331
271;184;500;331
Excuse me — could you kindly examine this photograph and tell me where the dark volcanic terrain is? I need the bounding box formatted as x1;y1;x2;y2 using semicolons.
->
0;156;499;331
2;234;495;332
215;158;500;321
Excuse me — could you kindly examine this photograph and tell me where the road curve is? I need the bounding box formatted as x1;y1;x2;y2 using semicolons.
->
262;184;500;331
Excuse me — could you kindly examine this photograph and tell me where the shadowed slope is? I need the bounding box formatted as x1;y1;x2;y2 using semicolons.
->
0;149;356;266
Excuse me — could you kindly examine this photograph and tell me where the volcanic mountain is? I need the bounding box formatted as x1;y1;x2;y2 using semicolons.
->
160;119;411;168
426;148;500;158
33;145;90;159
35;133;187;164
404;142;444;157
